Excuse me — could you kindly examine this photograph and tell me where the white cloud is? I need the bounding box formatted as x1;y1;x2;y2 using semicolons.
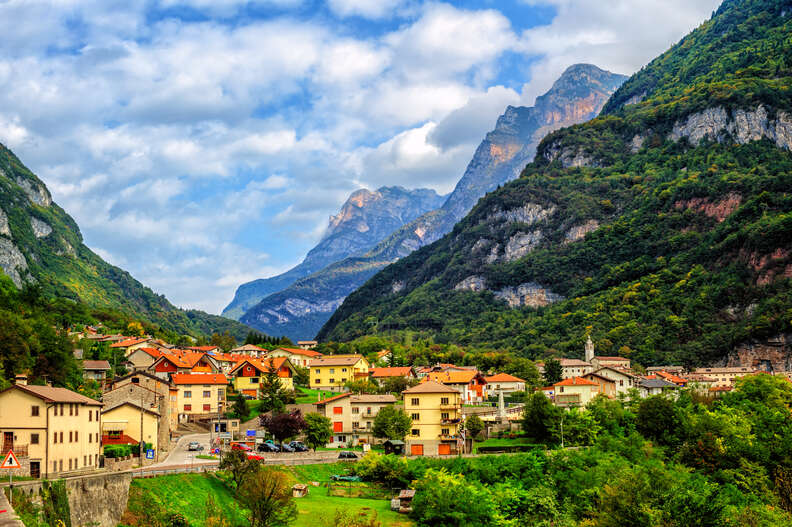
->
327;0;404;19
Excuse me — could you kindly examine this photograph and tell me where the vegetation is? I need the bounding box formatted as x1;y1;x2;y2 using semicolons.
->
371;406;412;441
318;0;792;370
303;412;333;452
260;410;306;446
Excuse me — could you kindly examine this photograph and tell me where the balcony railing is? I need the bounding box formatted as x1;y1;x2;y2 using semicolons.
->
438;434;460;441
1;444;28;457
441;418;461;425
360;413;377;419
439;403;458;410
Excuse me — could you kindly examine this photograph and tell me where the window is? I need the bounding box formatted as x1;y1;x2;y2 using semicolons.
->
329;378;335;384
53;461;57;473
341;378;347;383
203;404;211;412
251;377;259;383
352;421;359;429
59;460;63;472
131;377;140;384
69;431;73;443
341;368;347;373
108;431;121;439
441;412;449;420
96;433;99;443
184;404;192;411
89;434;92;443
69;404;73;416
411;429;419;437
411;398;419;405
31;433;39;444
411;413;419;420
559;387;565;393
203;390;211;398
315;369;320;374
314;379;321;384
441;428;449;436
184;390;192;398
329;368;335;374
31;405;39;417
333;407;343;414
75;431;78;441
337;435;346;443
89;410;92;422
440;397;449;405
351;407;359;414
619;380;624;386
69;459;72;471
75;405;79;416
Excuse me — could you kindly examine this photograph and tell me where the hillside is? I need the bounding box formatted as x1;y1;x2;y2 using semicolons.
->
223;186;444;320
240;65;626;341
319;0;792;370
0;144;253;340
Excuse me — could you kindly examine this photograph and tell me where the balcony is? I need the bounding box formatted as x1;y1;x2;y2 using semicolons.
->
441;418;461;425
1;444;28;457
352;425;371;433
439;403;458;410
359;412;377;419
438;434;460;441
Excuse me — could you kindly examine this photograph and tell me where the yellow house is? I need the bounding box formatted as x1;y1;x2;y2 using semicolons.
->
171;373;228;421
403;381;461;456
228;357;296;397
549;377;600;408
101;401;160;454
0;378;103;478
269;347;323;368
309;355;370;391
313;393;397;447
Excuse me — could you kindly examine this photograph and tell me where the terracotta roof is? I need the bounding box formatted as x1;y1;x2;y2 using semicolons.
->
102;400;160;416
312;392;350;405
582;372;616;383
229;357;290;375
83;360;111;370
230;344;266;353
559;358;590;367
309;355;365;367
654;371;688;385
188;346;220;352
553;377;599;387
136;347;162;359
484;373;525;383
423;371;480;384
278;347;323;358
376;350;391;358
349;394;397;403
594;356;630;361
171;373;228;385
592;366;638;379
9;384;102;405
403;380;459;394
370;367;414;378
110;338;148;348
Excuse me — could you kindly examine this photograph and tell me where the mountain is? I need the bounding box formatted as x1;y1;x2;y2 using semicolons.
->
0;144;253;340
223;186;445;321
319;0;792;370
238;64;626;341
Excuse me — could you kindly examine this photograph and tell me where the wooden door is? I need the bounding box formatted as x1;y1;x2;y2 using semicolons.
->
438;443;451;455
410;444;423;456
2;432;12;452
30;461;40;479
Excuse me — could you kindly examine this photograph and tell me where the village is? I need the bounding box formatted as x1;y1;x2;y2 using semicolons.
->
1;328;786;482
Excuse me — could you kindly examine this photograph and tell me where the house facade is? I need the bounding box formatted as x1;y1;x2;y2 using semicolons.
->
309;355;370;391
483;373;526;395
104;371;174;448
228;357;296;397
101;401;160;454
313;393;397;447
550;377;600;408
559;359;593;379
582;372;617;397
422;370;488;403
692;366;754;388
171;373;228;420
0;379;102;478
591;366;638;395
270;347;323;368
403;381;462;456
82;360;111;382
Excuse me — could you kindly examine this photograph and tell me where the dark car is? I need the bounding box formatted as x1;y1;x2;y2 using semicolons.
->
289;441;308;452
279;443;295;453
338;451;358;459
257;442;280;453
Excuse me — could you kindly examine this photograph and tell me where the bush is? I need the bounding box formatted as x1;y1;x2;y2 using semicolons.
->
104;444;133;458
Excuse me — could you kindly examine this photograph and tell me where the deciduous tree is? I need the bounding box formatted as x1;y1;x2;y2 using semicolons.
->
237;468;297;527
303;412;332;451
372;405;412;441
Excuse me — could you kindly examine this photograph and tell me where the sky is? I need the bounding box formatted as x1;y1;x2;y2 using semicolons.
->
0;0;722;314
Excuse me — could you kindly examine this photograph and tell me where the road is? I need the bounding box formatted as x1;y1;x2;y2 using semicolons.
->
152;433;217;468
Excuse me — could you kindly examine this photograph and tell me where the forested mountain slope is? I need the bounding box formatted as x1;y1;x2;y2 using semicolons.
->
320;0;792;369
0;144;252;340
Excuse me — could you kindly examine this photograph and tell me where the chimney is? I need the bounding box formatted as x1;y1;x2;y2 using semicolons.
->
15;374;28;386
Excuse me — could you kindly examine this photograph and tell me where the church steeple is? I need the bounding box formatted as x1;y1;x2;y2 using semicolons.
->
584;335;594;363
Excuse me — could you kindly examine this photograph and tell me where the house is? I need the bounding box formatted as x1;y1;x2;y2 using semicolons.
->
101;401;160;455
110;338;153;355
0;376;102;478
548;377;600;408
313;393;397;447
125;347;162;371
187;346;222;354
650;371;688;387
270;347;323;368
591;366;638;395
422;370;488;403
403;381;462;456
297;341;318;350
559;359;593;379
590;356;631;371
211;353;247;374
582;372;617;397
483;373;526;396
683;373;717;393
229;344;267;358
104;371;175;446
375;349;392;364
639;378;680;398
171;373;228;420
82;360;111;382
148;351;221;380
646;366;685;375
309;355;370;391
369;367;416;381
228;357;296;397
693;366;754;388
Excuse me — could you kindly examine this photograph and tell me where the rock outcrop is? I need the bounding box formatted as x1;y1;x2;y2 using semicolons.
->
564;220;600;243
0;237;28;287
0;207;10;237
30;217;52;238
494;282;563;308
668;106;792;149
722;333;792;372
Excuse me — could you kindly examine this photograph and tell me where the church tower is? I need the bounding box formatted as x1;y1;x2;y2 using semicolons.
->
584;335;594;363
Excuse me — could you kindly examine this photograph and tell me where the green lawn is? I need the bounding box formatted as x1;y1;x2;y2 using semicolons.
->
472;436;538;453
294;387;326;404
292;485;411;527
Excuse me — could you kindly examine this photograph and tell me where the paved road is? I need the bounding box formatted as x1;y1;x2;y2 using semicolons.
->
152;433;216;468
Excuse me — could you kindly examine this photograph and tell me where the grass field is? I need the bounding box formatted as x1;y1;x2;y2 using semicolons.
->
294;387;326;404
472;436;537;453
121;463;412;527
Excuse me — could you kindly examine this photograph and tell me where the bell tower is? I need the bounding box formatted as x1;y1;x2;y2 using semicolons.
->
584;335;594;363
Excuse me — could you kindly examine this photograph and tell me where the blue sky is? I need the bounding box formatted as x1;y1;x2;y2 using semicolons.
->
0;0;720;313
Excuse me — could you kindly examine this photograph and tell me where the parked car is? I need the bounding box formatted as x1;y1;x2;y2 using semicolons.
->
331;474;362;481
338;451;358;459
246;453;265;461
231;443;252;452
289;441;308;452
257;442;280;453
279;443;295;453
187;442;202;451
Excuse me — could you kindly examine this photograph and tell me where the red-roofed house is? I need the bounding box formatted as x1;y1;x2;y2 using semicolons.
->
187;346;222;354
110;338;153;354
422;370;488;403
591;366;639;395
369;367;416;380
483;373;526;395
171;374;228;419
228;357;296;397
590;356;631;371
548;377;600;408
148;351;220;380
126;347;163;371
269;347;323;368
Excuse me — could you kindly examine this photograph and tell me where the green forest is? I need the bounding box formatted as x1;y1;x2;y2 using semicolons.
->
319;0;792;368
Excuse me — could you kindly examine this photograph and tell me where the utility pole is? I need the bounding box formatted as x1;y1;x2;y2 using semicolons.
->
139;391;145;468
560;413;565;449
